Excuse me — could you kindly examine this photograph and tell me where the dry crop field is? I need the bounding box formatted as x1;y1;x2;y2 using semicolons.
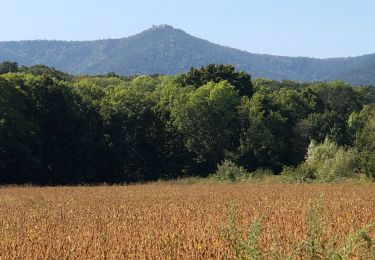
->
0;183;374;259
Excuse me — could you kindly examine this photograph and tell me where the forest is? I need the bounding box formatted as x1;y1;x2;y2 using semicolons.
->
1;62;375;184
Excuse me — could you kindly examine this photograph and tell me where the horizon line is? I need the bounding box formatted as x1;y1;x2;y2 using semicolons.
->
0;24;374;60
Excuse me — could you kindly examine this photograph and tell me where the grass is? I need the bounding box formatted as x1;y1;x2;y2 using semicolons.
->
0;183;374;259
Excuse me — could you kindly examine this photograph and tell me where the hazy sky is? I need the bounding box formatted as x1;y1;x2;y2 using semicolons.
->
1;0;374;58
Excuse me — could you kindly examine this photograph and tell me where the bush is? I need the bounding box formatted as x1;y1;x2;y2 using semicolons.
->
213;160;250;182
249;168;274;180
221;206;263;259
213;160;274;182
359;151;375;180
280;165;315;183
304;139;359;181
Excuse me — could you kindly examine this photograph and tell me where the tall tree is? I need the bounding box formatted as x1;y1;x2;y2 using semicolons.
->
0;61;18;74
177;64;253;97
236;93;290;172
99;86;166;182
171;81;241;174
0;75;40;183
349;105;375;178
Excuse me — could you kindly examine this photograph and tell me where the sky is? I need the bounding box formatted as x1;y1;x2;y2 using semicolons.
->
1;0;374;58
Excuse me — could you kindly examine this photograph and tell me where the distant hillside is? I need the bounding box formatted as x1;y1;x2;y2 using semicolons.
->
1;25;375;85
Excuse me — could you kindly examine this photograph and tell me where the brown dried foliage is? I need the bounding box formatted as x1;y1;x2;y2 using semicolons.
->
0;183;374;259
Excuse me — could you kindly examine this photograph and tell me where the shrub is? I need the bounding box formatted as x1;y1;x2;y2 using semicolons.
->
249;168;274;179
221;206;263;259
213;160;250;182
359;151;375;180
304;139;359;181
280;165;315;183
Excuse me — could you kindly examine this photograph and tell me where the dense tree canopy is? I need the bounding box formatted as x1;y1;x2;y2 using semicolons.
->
0;63;374;184
171;81;241;173
349;105;375;178
0;61;18;74
177;64;253;96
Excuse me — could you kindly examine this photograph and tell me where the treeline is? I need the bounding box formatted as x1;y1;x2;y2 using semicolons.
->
0;62;374;184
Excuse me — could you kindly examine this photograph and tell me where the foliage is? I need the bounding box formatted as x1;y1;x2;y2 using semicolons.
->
0;76;40;183
349;104;375;179
303;139;359;181
171;81;241;174
249;168;274;179
221;206;263;259
236;93;290;172
176;64;253;96
280;165;315;183
0;61;18;74
212;160;250;182
0;62;373;184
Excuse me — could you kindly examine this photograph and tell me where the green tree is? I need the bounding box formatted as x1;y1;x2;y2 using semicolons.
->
99;86;166;182
0;75;40;183
177;64;253;97
296;82;363;146
0;61;18;74
23;74;101;184
303;139;359;181
171;81;241;174
22;64;72;81
153;79;195;177
298;111;352;145
236;93;290;172
311;81;362;115
349;105;375;179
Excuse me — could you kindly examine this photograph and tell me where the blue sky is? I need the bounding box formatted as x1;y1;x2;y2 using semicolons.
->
1;0;374;58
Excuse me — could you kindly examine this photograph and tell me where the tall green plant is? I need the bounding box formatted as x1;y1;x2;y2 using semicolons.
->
304;139;359;181
221;205;264;259
221;198;375;259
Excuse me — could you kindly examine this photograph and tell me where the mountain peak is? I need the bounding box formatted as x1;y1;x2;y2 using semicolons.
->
151;24;175;30
145;24;187;35
1;26;375;85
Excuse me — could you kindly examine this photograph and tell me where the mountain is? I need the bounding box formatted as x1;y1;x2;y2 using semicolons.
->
1;25;375;85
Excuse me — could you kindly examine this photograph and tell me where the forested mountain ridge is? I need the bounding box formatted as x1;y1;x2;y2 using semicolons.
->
1;25;375;85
